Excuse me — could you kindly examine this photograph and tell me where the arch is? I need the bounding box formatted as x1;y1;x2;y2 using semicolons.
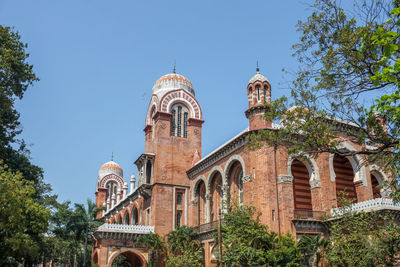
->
208;170;223;222
287;153;320;188
117;215;122;225
170;102;189;137
226;161;243;208
224;154;246;185
370;164;389;197
108;248;147;267
100;174;125;189
131;205;139;225
331;142;367;186
145;95;159;125
194;179;207;226
124;210;130;225
160;89;202;119
191;175;207;203
291;160;313;210
206;166;224;194
333;154;357;203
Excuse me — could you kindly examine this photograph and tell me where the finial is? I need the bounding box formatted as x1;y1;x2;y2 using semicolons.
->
111;152;114;161
172;60;176;74
256;61;260;73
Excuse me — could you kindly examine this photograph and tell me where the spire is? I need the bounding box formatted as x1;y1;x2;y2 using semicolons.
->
256;61;260;73
172;60;176;74
111;152;114;161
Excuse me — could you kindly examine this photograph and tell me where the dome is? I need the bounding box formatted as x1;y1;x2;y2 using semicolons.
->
152;73;195;96
98;160;123;180
249;72;269;84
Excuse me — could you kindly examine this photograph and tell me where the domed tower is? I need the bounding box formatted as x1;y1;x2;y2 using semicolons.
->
137;69;203;234
95;160;125;218
245;65;272;130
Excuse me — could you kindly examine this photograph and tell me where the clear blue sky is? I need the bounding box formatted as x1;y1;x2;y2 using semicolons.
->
0;0;313;204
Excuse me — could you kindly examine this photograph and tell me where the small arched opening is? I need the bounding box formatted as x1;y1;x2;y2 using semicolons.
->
132;206;139;225
226;161;243;209
333;154;357;204
146;161;152;184
124;211;130;225
209;171;223;222
117;216;122;225
195;180;206;226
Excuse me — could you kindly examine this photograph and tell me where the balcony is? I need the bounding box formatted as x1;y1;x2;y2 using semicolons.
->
331;197;400;217
293;209;326;220
193;221;219;235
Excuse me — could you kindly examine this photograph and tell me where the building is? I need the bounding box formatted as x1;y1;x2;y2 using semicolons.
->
92;68;394;267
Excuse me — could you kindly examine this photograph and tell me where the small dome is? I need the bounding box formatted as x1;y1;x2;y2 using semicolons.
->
152;73;195;96
98;160;123;180
249;72;269;84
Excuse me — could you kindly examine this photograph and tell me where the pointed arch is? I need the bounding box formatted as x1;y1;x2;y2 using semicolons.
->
191;175;207;203
207;166;224;194
224;154;246;183
108;248;147;267
370;164;389;197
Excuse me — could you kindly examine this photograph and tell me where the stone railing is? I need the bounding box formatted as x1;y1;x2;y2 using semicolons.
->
331;198;400;216
293;210;326;220
97;223;154;234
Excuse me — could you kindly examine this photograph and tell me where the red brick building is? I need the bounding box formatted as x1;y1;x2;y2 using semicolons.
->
92;69;391;267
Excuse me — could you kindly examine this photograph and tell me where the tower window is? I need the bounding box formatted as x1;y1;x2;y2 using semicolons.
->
256;85;260;101
170;104;189;138
177;192;183;205
176;210;182;227
263;86;268;102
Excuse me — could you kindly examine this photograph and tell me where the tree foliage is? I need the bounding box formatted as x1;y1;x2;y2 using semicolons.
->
0;162;50;265
214;205;301;267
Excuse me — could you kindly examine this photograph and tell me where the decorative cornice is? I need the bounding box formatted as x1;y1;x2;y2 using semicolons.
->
134;153;155;166
277;174;293;184
188;118;204;127
153;111;172;122
143;124;152;134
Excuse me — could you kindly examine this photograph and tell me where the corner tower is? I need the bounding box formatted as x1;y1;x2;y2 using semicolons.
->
245;65;272;130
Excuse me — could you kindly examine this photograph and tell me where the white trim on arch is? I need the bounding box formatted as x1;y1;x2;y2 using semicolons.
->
370;164;390;197
191;175;207;204
224;154;246;184
287;153;321;189
329;142;367;186
207;166;224;194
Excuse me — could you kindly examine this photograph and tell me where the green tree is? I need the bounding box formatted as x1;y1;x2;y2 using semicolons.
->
298;234;328;267
136;233;166;267
0;162;50;265
214;205;300;267
165;226;203;267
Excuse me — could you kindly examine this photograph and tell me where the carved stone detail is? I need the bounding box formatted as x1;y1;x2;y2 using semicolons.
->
277;174;293;184
242;175;251;183
310;179;321;189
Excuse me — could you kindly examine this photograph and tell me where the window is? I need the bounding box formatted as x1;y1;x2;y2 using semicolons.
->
170;104;189;138
263;86;267;102
106;182;118;199
177;192;183;205
256;85;260;101
176;211;182;227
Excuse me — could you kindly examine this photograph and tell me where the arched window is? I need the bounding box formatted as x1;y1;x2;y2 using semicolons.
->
370;174;381;199
106;181;118;200
124;212;129;225
263;86;267;102
256;85;260;101
227;161;243;208
209;173;223;222
170;104;189;138
333;155;357;204
146;161;152;184
132;207;139;225
117;216;122;225
291;160;312;210
196;181;206;226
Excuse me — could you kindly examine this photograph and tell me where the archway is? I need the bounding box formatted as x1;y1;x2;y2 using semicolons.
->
195;180;206;226
109;248;146;267
124;211;130;225
333;154;357;204
291;160;312;210
132;206;139;225
226;161;243;208
370;173;381;199
209;171;223;222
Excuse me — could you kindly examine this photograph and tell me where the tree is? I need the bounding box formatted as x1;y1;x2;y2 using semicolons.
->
136;233;166;267
251;0;400;197
298;234;328;267
71;199;102;267
213;205;301;267
0;162;50;265
165;226;203;267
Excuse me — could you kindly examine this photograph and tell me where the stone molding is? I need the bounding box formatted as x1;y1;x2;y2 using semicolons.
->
277;174;293;184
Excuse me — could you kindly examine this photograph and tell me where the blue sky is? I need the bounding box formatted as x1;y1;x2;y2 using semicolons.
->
0;0;313;204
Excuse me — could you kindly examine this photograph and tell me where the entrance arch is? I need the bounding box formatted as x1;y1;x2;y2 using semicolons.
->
108;248;147;267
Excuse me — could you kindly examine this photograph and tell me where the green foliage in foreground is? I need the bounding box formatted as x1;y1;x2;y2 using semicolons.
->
213;205;301;267
0;162;50;265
